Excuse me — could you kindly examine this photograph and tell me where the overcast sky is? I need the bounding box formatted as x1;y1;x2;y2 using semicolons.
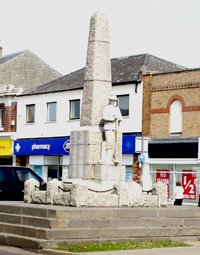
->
1;0;200;75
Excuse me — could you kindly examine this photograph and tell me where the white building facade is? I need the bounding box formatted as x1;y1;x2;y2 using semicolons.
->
14;82;142;182
13;54;185;184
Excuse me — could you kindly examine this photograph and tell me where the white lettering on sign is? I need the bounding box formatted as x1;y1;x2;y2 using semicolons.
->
156;178;169;185
32;144;51;151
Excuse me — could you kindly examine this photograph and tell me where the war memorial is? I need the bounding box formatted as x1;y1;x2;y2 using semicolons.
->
24;12;167;208
0;13;199;250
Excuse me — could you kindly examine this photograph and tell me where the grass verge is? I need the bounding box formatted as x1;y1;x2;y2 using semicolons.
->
53;240;190;253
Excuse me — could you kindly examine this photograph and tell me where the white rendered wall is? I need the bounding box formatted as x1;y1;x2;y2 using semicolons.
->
16;82;142;139
122;154;133;165
112;83;143;133
17;90;83;138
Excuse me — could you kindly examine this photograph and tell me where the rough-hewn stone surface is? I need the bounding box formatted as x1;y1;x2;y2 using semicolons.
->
24;178;167;207
69;130;102;179
81;13;112;126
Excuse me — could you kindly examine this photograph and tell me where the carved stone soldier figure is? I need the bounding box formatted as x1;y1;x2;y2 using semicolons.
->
101;95;122;164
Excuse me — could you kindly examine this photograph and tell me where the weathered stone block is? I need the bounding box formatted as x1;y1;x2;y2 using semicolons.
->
94;164;125;182
24;178;39;203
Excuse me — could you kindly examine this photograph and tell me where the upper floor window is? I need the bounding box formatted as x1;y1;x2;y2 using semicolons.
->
69;99;80;120
170;100;183;135
26;104;35;123
47;102;57;122
117;95;129;116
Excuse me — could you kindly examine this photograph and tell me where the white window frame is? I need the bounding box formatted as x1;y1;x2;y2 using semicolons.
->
117;94;129;117
170;100;183;135
47;102;57;122
69;99;80;120
26;104;35;123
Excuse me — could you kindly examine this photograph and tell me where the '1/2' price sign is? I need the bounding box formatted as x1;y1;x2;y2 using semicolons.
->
182;170;196;200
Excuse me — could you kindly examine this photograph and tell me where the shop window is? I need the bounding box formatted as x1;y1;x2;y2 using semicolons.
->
151;164;200;205
47;165;62;181
47;102;57;122
69;99;80;120
26;104;35;123
170;100;182;135
117;95;129;116
125;166;133;181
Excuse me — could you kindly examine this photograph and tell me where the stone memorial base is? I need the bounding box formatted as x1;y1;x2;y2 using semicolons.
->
23;127;167;208
24;177;167;207
94;164;125;184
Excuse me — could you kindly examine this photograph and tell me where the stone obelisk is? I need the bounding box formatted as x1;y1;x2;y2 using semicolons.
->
69;13;113;180
68;12;125;185
80;12;112;126
67;12;142;207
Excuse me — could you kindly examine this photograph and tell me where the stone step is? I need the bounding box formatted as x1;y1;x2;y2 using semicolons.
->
0;202;200;249
0;202;200;219
1;231;200;250
1;210;200;230
0;231;196;251
65;217;200;228
0;212;66;229
1;220;200;241
0;232;53;249
44;226;200;240
49;207;200;220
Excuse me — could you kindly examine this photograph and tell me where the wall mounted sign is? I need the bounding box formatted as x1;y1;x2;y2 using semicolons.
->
14;137;70;155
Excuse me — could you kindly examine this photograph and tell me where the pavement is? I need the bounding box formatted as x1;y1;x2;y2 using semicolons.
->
41;241;200;255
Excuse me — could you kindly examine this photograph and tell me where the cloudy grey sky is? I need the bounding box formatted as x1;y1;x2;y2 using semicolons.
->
0;0;200;75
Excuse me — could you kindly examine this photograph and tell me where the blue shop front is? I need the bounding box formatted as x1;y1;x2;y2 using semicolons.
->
14;137;70;182
14;135;137;182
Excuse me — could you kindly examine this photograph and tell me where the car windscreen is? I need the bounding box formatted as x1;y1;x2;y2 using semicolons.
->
15;168;42;183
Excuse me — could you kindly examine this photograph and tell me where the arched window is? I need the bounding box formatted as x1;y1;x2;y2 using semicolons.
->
170;100;182;135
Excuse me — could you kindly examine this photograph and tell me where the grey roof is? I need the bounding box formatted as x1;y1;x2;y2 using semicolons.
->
21;53;186;96
0;50;27;65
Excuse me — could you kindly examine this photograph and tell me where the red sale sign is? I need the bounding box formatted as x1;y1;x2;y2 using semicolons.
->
156;170;170;198
182;170;196;200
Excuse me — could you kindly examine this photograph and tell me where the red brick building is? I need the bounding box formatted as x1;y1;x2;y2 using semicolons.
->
142;69;200;205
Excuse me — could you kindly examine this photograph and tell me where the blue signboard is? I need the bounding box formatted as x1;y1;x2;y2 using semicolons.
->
122;135;137;154
14;135;137;156
14;137;70;155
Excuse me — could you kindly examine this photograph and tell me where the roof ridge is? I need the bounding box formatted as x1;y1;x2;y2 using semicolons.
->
143;53;186;69
0;50;28;66
111;53;146;61
0;50;27;60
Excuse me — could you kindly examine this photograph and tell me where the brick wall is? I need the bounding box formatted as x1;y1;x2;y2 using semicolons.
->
143;69;200;138
133;153;140;183
11;102;17;132
142;76;152;136
3;105;11;132
0;102;17;132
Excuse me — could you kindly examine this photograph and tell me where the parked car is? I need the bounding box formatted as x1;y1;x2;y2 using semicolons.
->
0;166;46;201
